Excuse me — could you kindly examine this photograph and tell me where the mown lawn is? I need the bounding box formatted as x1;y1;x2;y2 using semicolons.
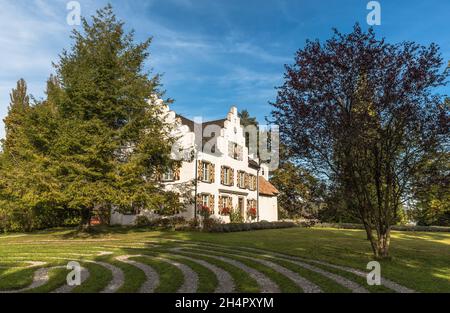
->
0;226;448;293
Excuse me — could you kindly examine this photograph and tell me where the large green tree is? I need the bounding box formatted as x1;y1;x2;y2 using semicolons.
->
271;25;449;258
0;5;177;231
0;79;67;232
271;161;325;219
51;5;177;226
411;149;449;226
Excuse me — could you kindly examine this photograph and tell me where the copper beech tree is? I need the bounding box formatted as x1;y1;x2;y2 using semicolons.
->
271;25;449;258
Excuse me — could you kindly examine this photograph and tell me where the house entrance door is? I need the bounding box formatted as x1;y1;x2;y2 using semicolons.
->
238;197;244;218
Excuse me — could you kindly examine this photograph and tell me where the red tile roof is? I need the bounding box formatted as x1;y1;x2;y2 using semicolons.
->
258;176;279;197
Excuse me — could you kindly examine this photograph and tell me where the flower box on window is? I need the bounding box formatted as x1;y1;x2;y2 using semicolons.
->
220;207;232;216
199;205;212;218
247;207;257;220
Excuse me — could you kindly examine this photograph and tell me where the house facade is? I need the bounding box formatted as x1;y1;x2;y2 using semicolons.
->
111;104;279;225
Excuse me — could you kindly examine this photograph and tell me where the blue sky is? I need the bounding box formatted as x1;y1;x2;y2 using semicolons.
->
0;0;449;139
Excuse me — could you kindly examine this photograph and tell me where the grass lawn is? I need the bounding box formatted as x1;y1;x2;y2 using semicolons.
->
0;226;448;293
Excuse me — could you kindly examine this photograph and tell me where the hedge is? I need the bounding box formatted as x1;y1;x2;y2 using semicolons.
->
314;222;450;233
207;221;297;233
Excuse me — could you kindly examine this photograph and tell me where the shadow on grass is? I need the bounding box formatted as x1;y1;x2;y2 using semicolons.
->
58;225;166;239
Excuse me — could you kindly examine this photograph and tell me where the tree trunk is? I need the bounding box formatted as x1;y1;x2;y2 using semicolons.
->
80;207;92;230
361;219;392;259
376;228;391;259
362;221;379;258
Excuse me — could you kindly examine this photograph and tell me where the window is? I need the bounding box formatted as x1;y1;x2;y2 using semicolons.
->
162;169;174;181
202;162;210;182
199;161;215;183
248;174;256;190
221;196;230;207
202;194;209;207
228;142;243;160
221;166;233;186
247;199;257;209
224;168;229;185
238;171;246;188
219;195;232;215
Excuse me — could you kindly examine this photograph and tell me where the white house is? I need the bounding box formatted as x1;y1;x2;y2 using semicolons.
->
111;104;279;225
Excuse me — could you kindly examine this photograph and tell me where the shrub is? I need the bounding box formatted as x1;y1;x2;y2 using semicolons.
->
297;218;319;227
202;217;224;231
136;216;187;229
207;221;297;233
314;222;450;232
135;215;151;227
188;217;200;229
229;210;244;223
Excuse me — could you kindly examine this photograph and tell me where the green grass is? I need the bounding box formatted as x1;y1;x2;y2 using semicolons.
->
0;226;448;293
160;255;218;293
0;267;36;290
133;256;184;293
181;247;302;293
72;262;112;293
169;251;260;293
181;244;351;293
27;267;67;293
108;258;147;293
265;257;351;293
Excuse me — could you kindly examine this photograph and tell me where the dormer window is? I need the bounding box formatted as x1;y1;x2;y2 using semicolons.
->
228;142;243;160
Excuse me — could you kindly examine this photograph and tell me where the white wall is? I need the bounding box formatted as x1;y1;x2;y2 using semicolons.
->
110;210;137;226
259;196;278;222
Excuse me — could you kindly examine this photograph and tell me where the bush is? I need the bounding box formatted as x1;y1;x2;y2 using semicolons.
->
207;221;297;233
202;217;224;231
314;222;450;232
297;219;319;227
135;216;187;230
135;215;151;227
229;210;244;223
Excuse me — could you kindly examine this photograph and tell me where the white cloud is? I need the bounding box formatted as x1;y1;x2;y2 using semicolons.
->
0;0;73;139
0;0;287;139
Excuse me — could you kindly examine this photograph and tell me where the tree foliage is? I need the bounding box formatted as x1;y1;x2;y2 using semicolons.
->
239;109;258;150
0;5;179;231
271;25;449;258
271;161;325;219
239;109;258;128
410;148;449;226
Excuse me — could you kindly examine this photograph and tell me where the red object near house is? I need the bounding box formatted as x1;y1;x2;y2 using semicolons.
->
248;207;257;219
199;205;211;217
220;207;231;215
90;216;101;225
